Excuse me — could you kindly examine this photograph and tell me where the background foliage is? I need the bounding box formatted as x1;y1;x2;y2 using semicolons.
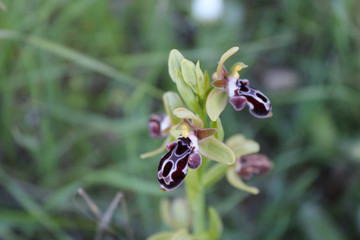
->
0;0;360;239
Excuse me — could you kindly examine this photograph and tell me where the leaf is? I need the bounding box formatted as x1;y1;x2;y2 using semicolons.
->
140;136;171;159
173;107;203;129
226;134;260;158
198;136;235;165
168;49;185;82
163;92;184;125
181;59;197;87
226;168;259;194
0;30;163;97
195;61;206;100
204;163;229;189
216;47;239;79
0;169;71;239
82;170;163;195
299;202;347;240
211;118;224;142
206;88;228;121
208;207;223;240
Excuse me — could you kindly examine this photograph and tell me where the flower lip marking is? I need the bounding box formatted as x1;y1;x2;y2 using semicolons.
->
157;136;197;191
234;79;272;118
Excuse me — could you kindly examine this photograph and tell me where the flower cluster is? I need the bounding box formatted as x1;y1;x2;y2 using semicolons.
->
142;47;273;238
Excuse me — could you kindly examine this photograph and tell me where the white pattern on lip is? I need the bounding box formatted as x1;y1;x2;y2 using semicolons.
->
227;76;238;98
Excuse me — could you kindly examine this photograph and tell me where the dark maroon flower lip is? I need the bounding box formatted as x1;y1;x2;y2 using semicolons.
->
229;79;272;118
157;134;202;191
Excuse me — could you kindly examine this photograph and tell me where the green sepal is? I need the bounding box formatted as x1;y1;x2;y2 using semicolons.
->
170;124;183;139
206;88;228;121
210;118;224;142
168;49;185;82
173;107;203;129
225;134;260;158
196;128;217;141
226;167;259;195
175;70;202;113
204;163;229;189
198;136;235;165
195;61;206;100
163;92;184;125
181;59;197;87
208;207;223;240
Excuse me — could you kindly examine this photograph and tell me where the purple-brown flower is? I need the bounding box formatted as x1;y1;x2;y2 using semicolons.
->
235;153;272;180
157;134;201;191
148;114;171;138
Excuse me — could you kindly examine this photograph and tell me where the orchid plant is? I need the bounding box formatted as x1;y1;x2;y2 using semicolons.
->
142;47;273;240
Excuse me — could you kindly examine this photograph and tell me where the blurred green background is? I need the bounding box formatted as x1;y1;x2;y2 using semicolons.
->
1;0;360;239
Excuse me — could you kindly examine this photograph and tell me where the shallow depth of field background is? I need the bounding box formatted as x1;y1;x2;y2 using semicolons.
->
1;0;360;239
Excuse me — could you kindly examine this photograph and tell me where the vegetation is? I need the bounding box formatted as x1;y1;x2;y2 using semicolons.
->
0;0;359;239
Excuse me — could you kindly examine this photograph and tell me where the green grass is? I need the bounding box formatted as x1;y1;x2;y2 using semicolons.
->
1;0;360;239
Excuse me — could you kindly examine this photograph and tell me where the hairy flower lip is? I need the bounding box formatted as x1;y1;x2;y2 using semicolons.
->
157;134;201;191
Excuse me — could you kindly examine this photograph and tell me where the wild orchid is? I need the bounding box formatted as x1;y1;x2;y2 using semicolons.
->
142;47;273;240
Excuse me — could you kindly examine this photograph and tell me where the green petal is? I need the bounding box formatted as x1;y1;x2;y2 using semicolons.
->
195;61;206;100
210;118;224;142
216;47;239;79
173;107;203;129
208;207;223;240
181;59;197;87
204;163;229;189
170;125;182;139
176;70;202;113
198;136;235;165
140;136;171;159
163;92;184;125
229;62;248;77
226;168;259;195
225;134;260;158
206;88;228;121
168;49;185;82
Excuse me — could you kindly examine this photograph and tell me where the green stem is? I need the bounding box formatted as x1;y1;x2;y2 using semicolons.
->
185;161;207;234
